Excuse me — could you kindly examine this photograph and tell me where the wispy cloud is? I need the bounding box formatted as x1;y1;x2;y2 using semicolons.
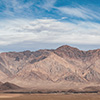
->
56;6;100;20
41;0;57;11
0;0;100;21
0;0;34;18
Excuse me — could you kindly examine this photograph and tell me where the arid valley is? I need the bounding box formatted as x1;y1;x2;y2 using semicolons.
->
0;93;100;100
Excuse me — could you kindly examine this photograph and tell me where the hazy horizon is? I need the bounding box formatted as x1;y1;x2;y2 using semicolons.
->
1;44;100;53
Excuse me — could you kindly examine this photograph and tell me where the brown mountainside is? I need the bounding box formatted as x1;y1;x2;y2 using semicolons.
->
0;45;100;89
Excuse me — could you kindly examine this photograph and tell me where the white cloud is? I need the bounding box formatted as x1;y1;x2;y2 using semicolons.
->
0;19;100;46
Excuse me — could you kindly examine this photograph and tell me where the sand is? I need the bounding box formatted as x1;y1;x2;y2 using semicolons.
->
0;93;100;100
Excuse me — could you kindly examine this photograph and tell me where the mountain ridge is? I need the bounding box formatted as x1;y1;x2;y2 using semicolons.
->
0;45;100;90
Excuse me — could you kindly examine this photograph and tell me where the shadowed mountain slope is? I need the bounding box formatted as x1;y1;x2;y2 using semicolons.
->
0;82;22;90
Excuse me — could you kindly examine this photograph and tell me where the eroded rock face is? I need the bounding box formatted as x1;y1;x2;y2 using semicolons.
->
0;45;100;88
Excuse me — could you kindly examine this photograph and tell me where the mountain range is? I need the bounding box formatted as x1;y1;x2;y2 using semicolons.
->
0;45;100;91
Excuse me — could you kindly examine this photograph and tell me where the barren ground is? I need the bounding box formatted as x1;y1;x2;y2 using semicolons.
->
0;93;100;100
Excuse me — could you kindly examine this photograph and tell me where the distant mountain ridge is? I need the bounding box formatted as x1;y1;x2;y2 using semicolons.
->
0;45;100;90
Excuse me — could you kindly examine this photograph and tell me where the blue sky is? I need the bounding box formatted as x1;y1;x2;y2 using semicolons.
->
0;0;100;52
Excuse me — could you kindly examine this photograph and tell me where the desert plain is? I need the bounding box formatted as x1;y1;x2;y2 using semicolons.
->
0;93;100;100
